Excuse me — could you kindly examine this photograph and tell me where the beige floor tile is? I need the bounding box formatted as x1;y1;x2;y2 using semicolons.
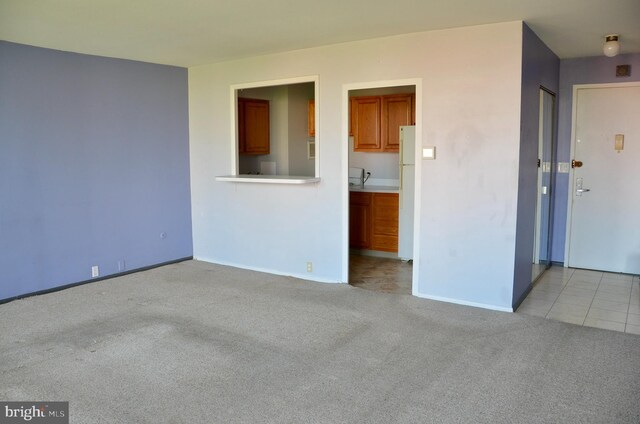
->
586;307;627;323
584;318;626;332
561;286;596;299
590;299;629;313
626;313;640;326
554;293;593;307
533;282;565;294
517;304;549;317
546;267;574;277
626;324;640;335
536;275;568;284
628;303;640;315
550;302;590;317
596;284;632;296
566;280;599;290
546;310;585;325
594;292;630;304
599;278;633;288
573;269;602;277
527;290;561;303
568;275;601;284
520;297;555;310
601;272;634;282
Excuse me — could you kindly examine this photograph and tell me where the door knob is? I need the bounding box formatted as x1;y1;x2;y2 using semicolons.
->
576;188;590;193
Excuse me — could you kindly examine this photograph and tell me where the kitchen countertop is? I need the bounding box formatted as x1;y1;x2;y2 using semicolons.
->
349;184;399;193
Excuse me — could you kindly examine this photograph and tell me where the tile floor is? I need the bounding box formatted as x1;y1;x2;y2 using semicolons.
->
518;266;640;335
349;257;639;335
349;254;412;295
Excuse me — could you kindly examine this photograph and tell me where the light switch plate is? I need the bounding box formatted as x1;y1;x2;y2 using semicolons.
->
615;134;624;151
422;146;436;159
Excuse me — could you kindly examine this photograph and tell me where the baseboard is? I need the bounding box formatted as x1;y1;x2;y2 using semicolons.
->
193;256;342;284
413;291;514;313
0;256;193;305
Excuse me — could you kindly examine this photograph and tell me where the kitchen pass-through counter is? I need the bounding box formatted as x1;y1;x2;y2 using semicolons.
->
349;184;399;193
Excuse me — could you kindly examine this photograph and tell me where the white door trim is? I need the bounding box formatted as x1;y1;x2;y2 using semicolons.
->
563;81;640;267
341;78;423;298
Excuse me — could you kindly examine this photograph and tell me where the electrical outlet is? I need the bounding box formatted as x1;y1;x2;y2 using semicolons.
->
91;266;99;278
306;262;313;273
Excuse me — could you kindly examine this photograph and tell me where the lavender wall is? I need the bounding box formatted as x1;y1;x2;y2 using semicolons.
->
551;53;640;263
513;24;559;306
0;41;192;301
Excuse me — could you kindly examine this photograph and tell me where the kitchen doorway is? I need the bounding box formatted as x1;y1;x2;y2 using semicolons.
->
342;80;421;295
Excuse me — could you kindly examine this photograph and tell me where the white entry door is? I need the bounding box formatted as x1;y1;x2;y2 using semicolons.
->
567;84;640;274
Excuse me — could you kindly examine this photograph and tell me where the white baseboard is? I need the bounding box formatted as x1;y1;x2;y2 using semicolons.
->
193;256;343;284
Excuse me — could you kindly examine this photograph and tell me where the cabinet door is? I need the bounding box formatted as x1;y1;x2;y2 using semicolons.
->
371;193;399;252
240;98;270;155
308;100;315;137
381;94;413;152
352;96;381;151
349;192;371;249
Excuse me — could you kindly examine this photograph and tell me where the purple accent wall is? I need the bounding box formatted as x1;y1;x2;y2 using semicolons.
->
0;41;192;301
513;24;559;306
551;53;640;263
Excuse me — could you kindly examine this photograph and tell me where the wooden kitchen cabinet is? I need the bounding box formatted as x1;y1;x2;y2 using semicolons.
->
308;100;315;137
349;191;398;252
350;94;414;152
351;96;382;151
381;94;413;152
238;98;270;155
349;192;371;249
371;193;399;252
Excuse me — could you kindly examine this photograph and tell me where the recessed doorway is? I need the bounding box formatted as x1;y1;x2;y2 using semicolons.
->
342;80;421;295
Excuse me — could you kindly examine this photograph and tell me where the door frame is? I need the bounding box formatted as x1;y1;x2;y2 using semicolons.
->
563;81;640;266
341;78;423;296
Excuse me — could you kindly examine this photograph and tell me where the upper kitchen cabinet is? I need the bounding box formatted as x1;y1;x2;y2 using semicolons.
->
352;96;382;151
238;97;270;155
351;93;414;152
381;94;413;152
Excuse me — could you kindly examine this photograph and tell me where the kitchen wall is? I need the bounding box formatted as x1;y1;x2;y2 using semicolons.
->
348;139;399;183
551;52;640;263
0;41;193;301
189;21;525;311
513;24;559;307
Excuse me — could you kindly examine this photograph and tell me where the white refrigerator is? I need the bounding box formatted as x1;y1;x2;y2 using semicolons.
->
398;126;415;260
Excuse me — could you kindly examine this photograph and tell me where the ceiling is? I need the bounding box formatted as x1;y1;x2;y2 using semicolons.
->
1;0;639;67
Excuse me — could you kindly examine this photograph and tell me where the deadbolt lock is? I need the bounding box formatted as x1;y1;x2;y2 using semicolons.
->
571;159;583;168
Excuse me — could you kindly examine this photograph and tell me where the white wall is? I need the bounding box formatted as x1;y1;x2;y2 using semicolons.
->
189;21;523;310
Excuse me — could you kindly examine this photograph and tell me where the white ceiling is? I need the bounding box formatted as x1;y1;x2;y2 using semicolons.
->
1;0;639;67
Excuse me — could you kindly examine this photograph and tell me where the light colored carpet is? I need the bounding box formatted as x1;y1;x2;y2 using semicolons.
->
1;260;639;423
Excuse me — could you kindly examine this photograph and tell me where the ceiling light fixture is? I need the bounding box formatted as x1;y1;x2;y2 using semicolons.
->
603;34;620;57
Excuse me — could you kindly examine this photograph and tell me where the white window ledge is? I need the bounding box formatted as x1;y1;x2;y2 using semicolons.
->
215;175;321;184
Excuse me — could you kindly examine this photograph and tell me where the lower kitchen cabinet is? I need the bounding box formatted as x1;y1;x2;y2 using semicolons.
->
349;192;371;249
349;192;398;252
371;193;399;252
